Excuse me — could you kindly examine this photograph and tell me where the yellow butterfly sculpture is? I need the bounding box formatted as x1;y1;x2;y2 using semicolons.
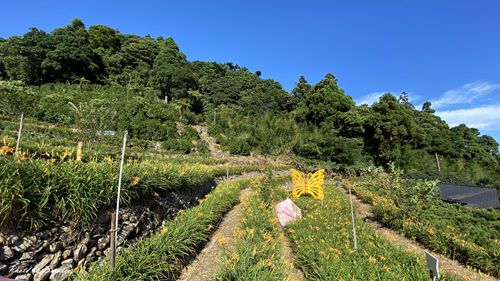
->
290;169;325;200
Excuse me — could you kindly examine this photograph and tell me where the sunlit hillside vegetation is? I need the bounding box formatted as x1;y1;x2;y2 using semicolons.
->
1;19;499;185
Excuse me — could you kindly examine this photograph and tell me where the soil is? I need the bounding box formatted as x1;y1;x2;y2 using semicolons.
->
278;231;306;281
336;186;499;281
177;188;252;281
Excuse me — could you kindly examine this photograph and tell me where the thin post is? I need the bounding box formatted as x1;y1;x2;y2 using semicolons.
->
348;186;358;252
213;111;216;123
76;141;83;162
114;131;128;256
110;212;116;269
226;163;229;188
15;113;24;153
435;153;441;172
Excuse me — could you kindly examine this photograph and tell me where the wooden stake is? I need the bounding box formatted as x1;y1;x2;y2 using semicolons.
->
496;185;500;207
110;212;116;269
348;186;358;252
226;163;229;188
76;141;83;162
15;112;24;153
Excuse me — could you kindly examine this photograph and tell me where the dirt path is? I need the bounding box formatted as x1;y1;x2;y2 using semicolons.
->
278;231;306;281
177;188;251;281
193;125;229;159
336;186;498;281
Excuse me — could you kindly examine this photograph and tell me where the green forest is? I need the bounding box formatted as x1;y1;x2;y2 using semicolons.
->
1;19;499;186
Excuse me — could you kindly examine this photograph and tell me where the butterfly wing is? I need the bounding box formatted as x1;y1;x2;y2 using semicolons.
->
307;169;325;200
290;169;306;199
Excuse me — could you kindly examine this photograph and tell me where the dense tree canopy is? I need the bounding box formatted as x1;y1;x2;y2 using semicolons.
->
0;19;498;185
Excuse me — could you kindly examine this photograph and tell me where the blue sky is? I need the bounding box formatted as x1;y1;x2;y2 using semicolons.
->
1;0;500;141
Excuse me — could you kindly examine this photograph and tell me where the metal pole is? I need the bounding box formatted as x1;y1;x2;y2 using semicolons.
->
435;153;441;172
348;186;358;252
15;112;24;153
114;131;128;258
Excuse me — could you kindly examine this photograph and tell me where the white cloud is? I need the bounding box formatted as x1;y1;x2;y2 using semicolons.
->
436;103;500;131
432;81;500;109
356;92;386;105
356;91;420;106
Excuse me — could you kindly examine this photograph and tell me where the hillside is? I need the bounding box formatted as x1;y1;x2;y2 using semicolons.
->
1;19;499;186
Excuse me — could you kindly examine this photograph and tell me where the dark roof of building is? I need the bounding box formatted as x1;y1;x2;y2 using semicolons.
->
438;183;499;209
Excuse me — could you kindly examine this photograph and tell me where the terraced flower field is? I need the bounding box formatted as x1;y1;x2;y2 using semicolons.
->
347;170;500;278
286;185;460;280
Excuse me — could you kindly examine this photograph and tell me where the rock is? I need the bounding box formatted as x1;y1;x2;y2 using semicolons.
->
73;244;87;261
61;233;77;248
34;267;51;281
7;235;19;245
19;252;34;261
0;245;15;261
0;233;6;244
60;226;71;233
27;236;37;243
48;242;62;253
49;252;62;269
14;237;34;253
49;266;72;281
116;223;135;245
15;273;32;281
80;237;90;246
0;262;7;275
97;237;109;250
8;259;32;274
35;240;50;255
62;250;72;260
60;258;75;268
121;213;129;222
32;254;53;274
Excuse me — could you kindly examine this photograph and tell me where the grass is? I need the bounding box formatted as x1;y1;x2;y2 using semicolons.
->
285;185;460;280
217;176;289;280
74;177;250;280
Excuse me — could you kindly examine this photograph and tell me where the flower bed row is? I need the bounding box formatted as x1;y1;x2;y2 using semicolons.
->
0;156;286;230
73;177;250;280
217;176;289;280
285;186;459;280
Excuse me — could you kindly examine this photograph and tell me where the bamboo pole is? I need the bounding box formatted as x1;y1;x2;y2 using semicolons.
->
435;153;441;172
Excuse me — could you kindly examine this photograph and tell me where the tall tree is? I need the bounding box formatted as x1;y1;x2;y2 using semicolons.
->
293;73;355;125
149;37;195;102
41;19;102;82
0;28;51;84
